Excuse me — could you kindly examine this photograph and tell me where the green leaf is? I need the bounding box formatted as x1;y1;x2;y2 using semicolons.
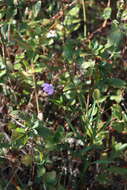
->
56;184;66;190
110;90;123;103
21;154;33;166
64;5;81;33
32;1;41;18
63;40;74;60
44;171;57;185
80;60;95;70
107;166;127;175
14;63;22;70
93;160;112;164
0;70;6;77
38;167;46;177
110;95;122;103
68;6;80;17
37;126;53;140
114;143;127;152
103;7;112;20
96;174;109;185
107;21;123;47
53;126;64;143
111;104;123;120
93;89;101;100
121;10;127;21
105;78;126;88
15;128;25;133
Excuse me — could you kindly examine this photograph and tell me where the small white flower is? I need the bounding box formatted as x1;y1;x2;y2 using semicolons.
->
46;30;57;38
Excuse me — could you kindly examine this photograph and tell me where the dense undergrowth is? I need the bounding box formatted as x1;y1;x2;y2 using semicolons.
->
0;0;127;189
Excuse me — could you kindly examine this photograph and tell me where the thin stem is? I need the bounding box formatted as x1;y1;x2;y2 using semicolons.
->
102;0;111;27
82;0;87;38
4;167;19;190
32;64;40;115
0;30;7;70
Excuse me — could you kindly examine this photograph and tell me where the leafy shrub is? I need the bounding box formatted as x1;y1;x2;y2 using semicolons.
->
0;0;127;189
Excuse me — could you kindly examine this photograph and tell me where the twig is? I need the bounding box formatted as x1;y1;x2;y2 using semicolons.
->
0;30;7;69
32;64;40;115
102;0;111;28
85;21;111;42
50;0;77;21
4;167;19;190
82;0;87;38
26;89;35;111
84;0;111;42
3;132;11;142
9;114;26;128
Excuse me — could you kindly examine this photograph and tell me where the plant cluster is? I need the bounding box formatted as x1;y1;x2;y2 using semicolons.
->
0;0;127;189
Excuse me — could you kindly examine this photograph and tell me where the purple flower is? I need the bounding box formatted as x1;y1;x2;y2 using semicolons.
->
42;83;54;95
